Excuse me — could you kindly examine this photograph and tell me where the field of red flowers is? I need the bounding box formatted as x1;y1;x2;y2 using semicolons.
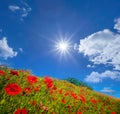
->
0;68;120;114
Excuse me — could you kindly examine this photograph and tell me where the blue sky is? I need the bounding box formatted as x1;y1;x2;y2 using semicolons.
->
0;0;120;98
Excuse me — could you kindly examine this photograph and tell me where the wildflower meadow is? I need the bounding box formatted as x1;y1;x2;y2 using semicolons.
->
0;67;120;114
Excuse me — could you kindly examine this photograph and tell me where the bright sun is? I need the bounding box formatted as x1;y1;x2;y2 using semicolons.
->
52;37;72;59
57;41;69;53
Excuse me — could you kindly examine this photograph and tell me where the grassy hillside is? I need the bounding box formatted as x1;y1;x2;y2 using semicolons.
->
0;68;120;114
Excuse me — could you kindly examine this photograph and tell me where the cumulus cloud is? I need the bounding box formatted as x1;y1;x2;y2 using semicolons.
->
8;1;32;20
114;18;120;32
101;87;115;93
0;37;17;59
85;70;120;83
78;27;120;70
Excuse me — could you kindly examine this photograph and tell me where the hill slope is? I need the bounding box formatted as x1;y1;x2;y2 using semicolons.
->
0;68;120;114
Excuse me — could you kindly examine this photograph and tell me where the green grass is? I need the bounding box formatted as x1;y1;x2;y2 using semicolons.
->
0;68;120;114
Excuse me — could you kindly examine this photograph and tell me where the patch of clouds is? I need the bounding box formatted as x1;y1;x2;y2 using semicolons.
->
87;64;95;68
74;43;79;51
78;22;120;70
100;87;115;93
85;70;120;83
19;48;23;52
114;18;120;33
0;37;17;59
8;5;20;12
8;1;32;20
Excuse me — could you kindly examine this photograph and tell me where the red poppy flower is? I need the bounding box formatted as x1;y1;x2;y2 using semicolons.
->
27;75;38;84
111;112;116;114
70;92;75;97
64;91;69;96
90;99;97;104
24;87;31;93
31;100;37;106
67;105;71;108
77;111;82;114
71;92;78;100
44;76;53;84
22;87;31;96
34;86;40;92
44;76;53;89
4;83;21;96
14;108;27;114
7;78;10;80
80;95;86;103
0;70;5;75
52;86;57;90
61;99;66;104
59;89;63;94
10;70;18;76
47;82;53;88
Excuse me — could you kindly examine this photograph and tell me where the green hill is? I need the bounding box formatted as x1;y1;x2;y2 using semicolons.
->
0;68;120;114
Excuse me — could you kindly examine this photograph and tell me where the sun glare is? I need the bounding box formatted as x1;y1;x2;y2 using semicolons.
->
57;41;69;53
52;37;72;59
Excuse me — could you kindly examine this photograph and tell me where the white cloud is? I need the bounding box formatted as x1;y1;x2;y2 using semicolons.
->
85;70;120;83
9;5;20;12
78;28;120;70
21;7;31;18
0;37;17;59
101;87;115;93
114;18;120;32
74;43;79;51
87;64;95;68
19;48;23;52
8;1;32;20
